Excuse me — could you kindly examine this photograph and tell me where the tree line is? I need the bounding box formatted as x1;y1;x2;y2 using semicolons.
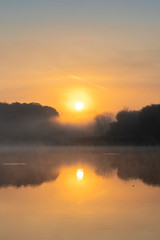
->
0;102;160;145
95;104;160;145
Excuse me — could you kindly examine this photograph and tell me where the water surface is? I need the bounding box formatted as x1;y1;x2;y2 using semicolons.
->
0;146;160;240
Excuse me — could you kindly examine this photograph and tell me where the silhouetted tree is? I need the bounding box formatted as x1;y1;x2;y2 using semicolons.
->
94;113;114;136
106;104;160;145
0;102;59;144
139;104;160;143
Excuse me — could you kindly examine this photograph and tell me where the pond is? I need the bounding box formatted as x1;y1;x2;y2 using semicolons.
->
0;146;160;240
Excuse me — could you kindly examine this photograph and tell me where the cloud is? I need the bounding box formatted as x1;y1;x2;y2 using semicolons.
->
69;75;105;89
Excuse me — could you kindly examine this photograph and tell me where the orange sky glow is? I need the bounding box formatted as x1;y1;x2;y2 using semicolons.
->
0;1;160;122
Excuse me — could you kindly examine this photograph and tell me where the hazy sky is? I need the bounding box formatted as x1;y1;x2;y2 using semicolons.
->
0;0;160;121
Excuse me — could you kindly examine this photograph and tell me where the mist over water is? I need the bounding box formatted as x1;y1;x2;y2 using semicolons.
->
0;146;160;187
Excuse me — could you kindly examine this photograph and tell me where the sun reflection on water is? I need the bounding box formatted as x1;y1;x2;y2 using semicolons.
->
53;165;109;204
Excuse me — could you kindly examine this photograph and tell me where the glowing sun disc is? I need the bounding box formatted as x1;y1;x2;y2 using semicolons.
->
76;169;84;180
75;102;84;111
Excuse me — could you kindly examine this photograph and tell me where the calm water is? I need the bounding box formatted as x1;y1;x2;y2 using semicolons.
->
0;146;160;240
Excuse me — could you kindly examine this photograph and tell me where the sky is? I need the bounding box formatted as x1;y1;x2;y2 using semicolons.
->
0;0;160;122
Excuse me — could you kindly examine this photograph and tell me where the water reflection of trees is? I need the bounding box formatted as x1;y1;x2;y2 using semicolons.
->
94;150;160;186
0;147;160;188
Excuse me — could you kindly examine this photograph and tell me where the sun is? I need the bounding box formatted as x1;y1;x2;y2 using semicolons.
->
76;169;84;180
75;102;84;111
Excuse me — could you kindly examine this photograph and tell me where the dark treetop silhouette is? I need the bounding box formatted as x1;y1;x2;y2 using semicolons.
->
0;102;59;144
106;104;160;145
93;104;160;145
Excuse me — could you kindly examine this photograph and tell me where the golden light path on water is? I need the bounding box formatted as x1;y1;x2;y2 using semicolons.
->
52;164;109;203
